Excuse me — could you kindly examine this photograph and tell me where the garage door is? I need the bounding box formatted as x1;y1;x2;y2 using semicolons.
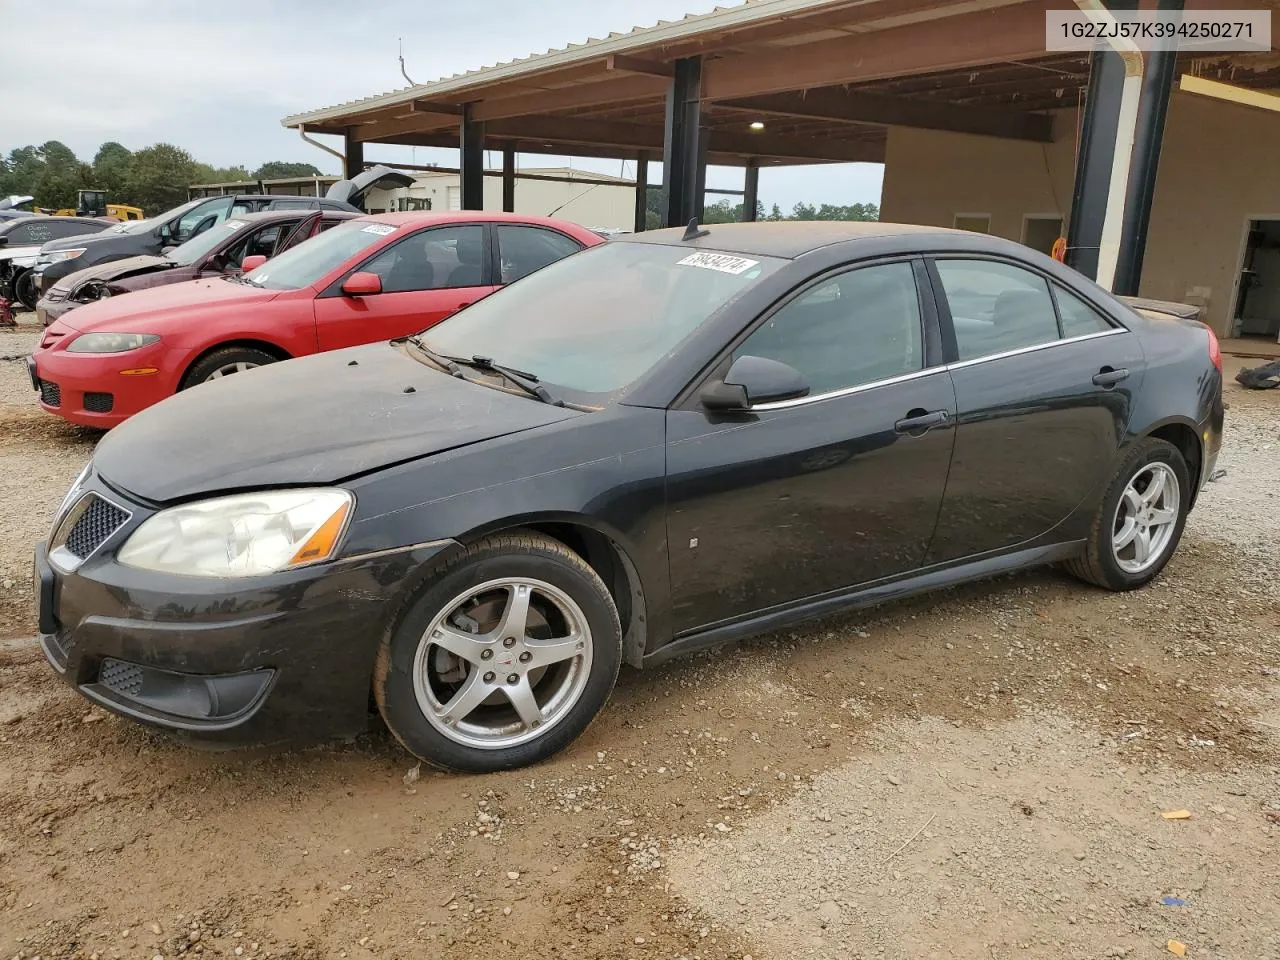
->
446;186;461;211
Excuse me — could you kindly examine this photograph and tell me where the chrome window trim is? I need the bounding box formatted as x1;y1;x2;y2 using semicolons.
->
747;327;1129;413
750;365;945;412
945;327;1127;372
48;491;134;575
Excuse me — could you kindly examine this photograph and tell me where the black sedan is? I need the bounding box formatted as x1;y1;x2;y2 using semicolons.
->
35;222;1223;772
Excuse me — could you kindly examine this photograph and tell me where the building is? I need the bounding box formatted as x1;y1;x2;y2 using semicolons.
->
281;0;1280;340
189;175;341;199
360;166;636;230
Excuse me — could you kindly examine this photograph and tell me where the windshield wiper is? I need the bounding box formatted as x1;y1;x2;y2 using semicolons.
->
403;341;562;405
466;355;562;406
405;336;464;376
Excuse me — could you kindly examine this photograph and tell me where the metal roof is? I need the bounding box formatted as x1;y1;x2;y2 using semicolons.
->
281;0;873;128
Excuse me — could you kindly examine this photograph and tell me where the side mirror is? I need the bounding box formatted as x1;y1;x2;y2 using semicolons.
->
341;271;382;297
160;245;176;255
701;355;809;411
240;254;268;273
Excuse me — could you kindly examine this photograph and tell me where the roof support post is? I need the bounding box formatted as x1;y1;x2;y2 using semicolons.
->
633;153;650;233
342;128;364;180
741;160;759;222
460;104;485;210
1113;0;1182;296
1064;0;1140;283
501;142;516;213
661;56;705;228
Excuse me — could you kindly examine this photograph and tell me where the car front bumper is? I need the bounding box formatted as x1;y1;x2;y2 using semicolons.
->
35;482;457;747
30;339;177;428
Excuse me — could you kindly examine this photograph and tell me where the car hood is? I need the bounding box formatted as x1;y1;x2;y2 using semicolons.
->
57;254;173;290
53;275;282;332
94;341;585;503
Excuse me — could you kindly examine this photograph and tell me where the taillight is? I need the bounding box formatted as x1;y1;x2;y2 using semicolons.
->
1205;325;1222;373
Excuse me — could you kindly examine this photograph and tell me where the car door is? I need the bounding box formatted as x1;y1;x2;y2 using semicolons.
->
493;224;585;284
276;212;323;253
664;258;957;634
312;223;498;351
924;256;1146;564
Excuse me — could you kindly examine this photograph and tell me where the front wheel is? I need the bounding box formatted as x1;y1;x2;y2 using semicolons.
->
14;269;40;311
1065;437;1190;590
374;531;622;772
180;346;279;389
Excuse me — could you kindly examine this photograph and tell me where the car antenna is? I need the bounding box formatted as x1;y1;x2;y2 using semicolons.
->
682;217;710;241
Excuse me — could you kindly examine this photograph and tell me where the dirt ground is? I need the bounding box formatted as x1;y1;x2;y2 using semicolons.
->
1;314;1277;960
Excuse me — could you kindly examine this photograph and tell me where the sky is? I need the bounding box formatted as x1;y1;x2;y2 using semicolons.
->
0;0;883;212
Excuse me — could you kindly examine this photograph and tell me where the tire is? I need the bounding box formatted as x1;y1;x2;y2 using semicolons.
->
1065;437;1190;591
14;269;39;311
374;531;623;772
180;346;279;390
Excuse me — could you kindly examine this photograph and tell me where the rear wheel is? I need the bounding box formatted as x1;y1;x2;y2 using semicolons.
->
180;346;279;389
374;531;622;772
1065;437;1190;590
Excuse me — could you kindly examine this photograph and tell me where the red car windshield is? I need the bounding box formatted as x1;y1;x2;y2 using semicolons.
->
243;220;395;290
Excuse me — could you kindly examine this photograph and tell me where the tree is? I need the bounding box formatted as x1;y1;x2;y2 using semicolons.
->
127;143;198;213
192;162;252;185
93;142;134;201
252;161;322;180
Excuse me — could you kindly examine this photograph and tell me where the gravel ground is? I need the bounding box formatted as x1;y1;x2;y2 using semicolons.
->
0;316;96;635
0;331;1276;960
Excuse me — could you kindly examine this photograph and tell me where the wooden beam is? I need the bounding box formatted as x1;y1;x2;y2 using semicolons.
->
472;74;668;122
720;88;1053;142
1179;74;1280;113
483;115;884;163
702;1;1053;101
412;100;463;115
352;112;458;142
606;54;674;77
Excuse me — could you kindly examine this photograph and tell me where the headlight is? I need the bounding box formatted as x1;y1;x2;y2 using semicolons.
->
66;333;160;353
117;488;353;578
73;281;112;303
45;248;87;264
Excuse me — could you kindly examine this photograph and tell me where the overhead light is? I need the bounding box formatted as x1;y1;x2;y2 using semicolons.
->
749;121;765;131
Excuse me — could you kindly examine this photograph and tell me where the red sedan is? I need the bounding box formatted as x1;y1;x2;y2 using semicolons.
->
30;212;603;427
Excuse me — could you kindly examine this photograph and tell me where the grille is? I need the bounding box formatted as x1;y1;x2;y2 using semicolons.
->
83;392;114;413
38;379;61;407
61;495;130;560
100;658;145;698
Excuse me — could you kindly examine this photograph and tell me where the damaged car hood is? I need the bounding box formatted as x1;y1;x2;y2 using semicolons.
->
93;341;585;502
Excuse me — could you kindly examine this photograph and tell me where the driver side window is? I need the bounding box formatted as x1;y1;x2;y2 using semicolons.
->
175;197;232;243
735;261;924;396
220;224;288;271
357;224;486;293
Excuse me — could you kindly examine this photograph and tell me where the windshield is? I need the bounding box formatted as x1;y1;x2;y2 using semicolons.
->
168;218;249;266
424;241;783;395
243;220;394;290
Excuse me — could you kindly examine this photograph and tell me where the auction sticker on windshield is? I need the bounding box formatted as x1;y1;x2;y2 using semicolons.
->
361;224;397;236
677;251;759;275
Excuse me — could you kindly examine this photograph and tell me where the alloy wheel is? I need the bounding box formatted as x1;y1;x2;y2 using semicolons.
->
204;361;260;381
412;577;593;750
1111;461;1180;574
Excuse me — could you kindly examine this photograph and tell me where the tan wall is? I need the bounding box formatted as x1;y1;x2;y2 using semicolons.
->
880;92;1280;336
363;171;635;231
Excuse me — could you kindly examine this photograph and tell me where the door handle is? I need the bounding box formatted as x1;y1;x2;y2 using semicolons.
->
1092;366;1130;388
894;408;950;435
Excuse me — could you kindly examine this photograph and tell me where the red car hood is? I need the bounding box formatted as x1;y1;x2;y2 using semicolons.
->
52;277;284;333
